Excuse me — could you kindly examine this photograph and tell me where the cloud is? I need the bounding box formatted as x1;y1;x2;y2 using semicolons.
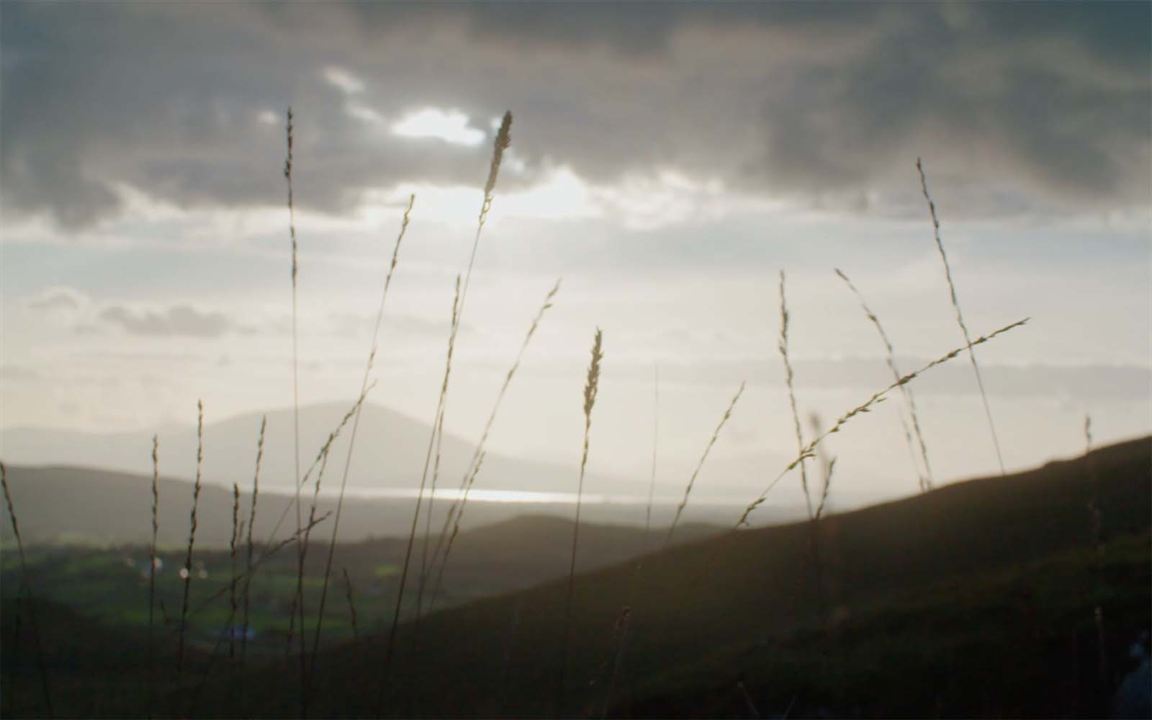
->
98;304;232;338
1;2;1147;229
601;356;1152;402
24;286;85;313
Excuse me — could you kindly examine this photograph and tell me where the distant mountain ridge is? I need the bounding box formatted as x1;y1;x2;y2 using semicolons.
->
0;464;803;546
0;401;633;498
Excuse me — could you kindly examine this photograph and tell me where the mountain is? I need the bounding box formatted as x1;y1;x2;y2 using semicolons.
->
0;402;629;497
0;402;863;514
0;464;797;545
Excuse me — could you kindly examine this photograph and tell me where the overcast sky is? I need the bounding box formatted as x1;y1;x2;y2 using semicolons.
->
2;2;1149;505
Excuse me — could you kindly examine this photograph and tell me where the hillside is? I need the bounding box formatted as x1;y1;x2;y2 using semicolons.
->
0;464;773;546
286;435;1151;718
2;437;1148;718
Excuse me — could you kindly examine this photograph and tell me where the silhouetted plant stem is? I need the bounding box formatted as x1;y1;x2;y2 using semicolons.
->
341;567;360;641
147;435;159;719
835;268;934;491
308;195;414;682
2;461;54;717
1084;415;1109;687
645;364;660;541
737;318;1028;527
187;512;334;717
288;387;375;715
284;107;307;677
558;328;603;715
240;415;265;669
378;276;461;712
416;113;514;621
176;399;204;676
378;112;512;713
917;158;1005;475
778;271;814;519
426;279;561;610
665;382;745;547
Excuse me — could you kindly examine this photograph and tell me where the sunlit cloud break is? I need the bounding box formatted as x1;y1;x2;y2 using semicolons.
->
390;107;486;147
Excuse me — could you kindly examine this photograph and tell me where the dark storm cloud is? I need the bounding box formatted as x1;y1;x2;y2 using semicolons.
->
1;2;1147;228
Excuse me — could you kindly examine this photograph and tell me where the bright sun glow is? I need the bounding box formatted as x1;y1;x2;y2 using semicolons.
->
379;166;597;225
390;107;486;146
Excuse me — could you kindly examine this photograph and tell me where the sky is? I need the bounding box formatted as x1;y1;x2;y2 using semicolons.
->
1;2;1150;507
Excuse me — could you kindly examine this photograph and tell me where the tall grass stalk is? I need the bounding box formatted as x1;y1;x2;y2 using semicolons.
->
835;268;934;491
308;194;415;673
257;395;374;555
409;274;461;621
176;399;205;676
341;568;360;641
601;365;664;716
600;605;633;719
378;275;461;709
240;415;265;668
379;113;512;709
186;512;334;716
284;386;375;713
809;414;836;521
147;436;159;719
1;461;53;716
778;271;814;519
644;364;660;540
1084;415;1109;685
916;158;1005;475
737;318;1028;527
298;392;372;632
284;107;307;663
416;112;513;619
178;510;333;640
805;413;836;623
427;451;486;609
558;327;604;714
665;382;745;547
424;279;561;610
229;483;240;661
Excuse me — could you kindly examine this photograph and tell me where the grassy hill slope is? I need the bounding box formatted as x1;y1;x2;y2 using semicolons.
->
282;435;1150;718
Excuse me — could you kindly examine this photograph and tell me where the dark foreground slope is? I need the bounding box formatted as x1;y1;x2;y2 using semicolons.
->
285;436;1150;718
2;437;1149;718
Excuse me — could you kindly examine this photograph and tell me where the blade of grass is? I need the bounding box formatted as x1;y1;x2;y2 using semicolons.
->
308;195;414;678
778;271;813;519
287;386;375;675
147;435;159;719
737;318;1028;527
665;382;745;547
425;279;561;610
379;275;461;709
834;268;934;491
917;158;1005;475
284;107;306;669
240;416;265;669
342;567;359;642
558;327;604;715
415;113;514;620
1084;414;1109;686
644;364;660;542
229;483;240;661
1;461;54;717
176;399;204;676
378;112;512;712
